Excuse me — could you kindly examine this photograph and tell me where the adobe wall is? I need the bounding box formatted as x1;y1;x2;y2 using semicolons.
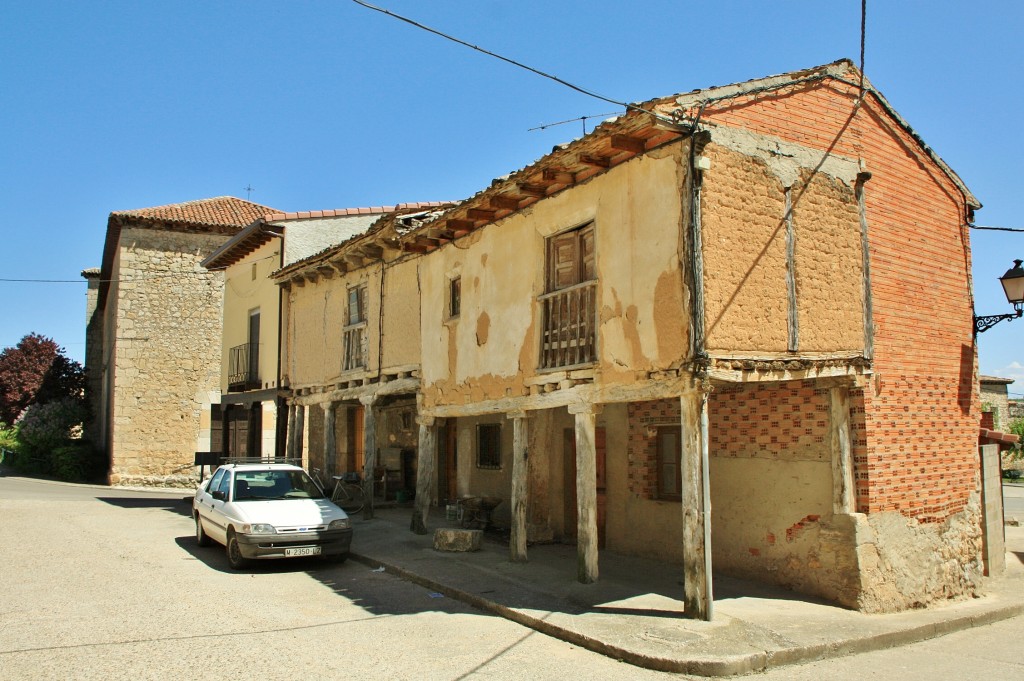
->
108;226;227;487
701;130;864;354
419;143;690;407
285;257;421;390
693;76;983;607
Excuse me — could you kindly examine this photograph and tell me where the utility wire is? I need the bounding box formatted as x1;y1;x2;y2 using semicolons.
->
971;225;1024;233
1;252;280;284
349;1;672;124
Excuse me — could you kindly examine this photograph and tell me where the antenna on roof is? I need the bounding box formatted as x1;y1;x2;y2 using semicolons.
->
244;184;254;200
528;111;624;135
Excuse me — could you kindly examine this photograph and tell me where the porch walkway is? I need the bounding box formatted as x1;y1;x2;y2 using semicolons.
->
349;504;1024;677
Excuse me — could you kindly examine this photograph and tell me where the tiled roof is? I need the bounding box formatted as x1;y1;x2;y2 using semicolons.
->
980;375;1015;385
111;196;275;228
265;202;449;223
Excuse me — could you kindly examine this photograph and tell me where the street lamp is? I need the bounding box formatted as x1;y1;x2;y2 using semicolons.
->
975;259;1024;335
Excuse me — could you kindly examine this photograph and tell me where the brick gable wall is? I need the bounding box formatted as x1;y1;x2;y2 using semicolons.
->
699;80;978;522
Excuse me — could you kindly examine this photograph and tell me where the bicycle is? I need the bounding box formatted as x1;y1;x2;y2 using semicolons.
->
311;468;366;515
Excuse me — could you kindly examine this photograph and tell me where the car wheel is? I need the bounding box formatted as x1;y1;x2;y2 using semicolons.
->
195;515;212;547
226;530;249;570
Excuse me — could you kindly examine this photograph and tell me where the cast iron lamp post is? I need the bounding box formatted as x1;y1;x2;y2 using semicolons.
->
974;259;1024;335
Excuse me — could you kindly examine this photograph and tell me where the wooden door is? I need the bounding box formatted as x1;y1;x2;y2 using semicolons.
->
563;426;606;547
349;406;365;473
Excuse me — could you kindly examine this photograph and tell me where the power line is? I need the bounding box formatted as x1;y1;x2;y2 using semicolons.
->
349;1;674;125
971;225;1024;233
0;253;280;285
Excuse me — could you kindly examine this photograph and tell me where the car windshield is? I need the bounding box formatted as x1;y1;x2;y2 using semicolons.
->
232;469;326;501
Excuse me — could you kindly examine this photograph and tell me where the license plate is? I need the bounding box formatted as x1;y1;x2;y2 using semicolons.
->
285;546;321;557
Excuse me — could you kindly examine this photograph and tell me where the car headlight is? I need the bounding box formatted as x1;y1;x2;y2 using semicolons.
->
329;518;351;530
241;523;277;535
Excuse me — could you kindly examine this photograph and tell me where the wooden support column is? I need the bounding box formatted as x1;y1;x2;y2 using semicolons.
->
411;416;438;534
508;410;529;563
359;395;378;520
322;401;337;477
830;386;856;514
285;403;297;460
569;403;601;584
680;388;713;620
294;404;306;466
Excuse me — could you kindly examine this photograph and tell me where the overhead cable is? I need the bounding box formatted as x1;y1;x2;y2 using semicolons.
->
349;1;673;124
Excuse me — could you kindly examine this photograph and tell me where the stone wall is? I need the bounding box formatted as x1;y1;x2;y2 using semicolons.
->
108;226;228;487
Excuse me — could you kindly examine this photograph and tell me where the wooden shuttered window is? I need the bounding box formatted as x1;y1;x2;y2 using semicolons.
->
540;223;597;369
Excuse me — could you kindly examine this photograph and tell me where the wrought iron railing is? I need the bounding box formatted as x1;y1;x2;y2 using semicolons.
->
228;342;260;391
538;280;597;369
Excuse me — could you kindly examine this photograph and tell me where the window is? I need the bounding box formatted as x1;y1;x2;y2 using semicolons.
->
448;276;461;319
343;284;368;371
476;423;502;469
656;426;682;500
546;222;595;292
539;222;597;369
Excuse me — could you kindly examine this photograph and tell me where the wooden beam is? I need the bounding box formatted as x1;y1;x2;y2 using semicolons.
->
490;195;521;211
447;218;475;231
427;227;455;240
508;411;528;562
610;134;646;154
344;254;366;268
680;390;712;620
359;244;383;259
569;403;600;584
517;182;548;198
411;417;437;535
466;207;496;221
542;168;575;184
578;154;611;168
316;266;335;279
402;241;429;253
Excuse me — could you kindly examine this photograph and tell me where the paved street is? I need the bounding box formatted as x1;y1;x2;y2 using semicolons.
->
2;473;1024;680
0;475;665;681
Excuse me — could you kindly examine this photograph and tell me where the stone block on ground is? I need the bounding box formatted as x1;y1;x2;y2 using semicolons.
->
434;528;482;552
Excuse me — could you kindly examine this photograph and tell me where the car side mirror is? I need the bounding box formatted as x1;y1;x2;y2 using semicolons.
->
211;490;226;501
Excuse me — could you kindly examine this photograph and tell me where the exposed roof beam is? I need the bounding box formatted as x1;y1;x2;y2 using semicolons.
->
490;195;521;211
542;169;575;184
447;218;475;231
610;134;646;154
466;208;496;221
578;154;611;168
517;183;548;197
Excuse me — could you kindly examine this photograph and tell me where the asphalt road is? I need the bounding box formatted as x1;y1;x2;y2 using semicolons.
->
0;475;666;681
2;473;1024;681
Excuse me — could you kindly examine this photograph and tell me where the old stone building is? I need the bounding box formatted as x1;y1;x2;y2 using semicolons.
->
88;196;276;486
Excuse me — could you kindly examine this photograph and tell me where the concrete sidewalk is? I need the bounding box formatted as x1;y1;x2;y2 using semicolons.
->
349;506;1024;677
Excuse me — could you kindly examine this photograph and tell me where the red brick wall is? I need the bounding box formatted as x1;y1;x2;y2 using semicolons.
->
700;75;978;521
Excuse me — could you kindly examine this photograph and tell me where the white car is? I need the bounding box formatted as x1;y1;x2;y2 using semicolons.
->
193;461;353;569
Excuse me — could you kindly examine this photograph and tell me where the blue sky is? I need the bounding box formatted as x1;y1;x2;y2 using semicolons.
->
2;1;1022;395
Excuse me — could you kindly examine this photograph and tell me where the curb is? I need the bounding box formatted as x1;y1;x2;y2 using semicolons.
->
350;550;1024;677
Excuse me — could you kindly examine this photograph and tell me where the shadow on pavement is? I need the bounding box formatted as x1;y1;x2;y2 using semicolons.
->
97;496;193;518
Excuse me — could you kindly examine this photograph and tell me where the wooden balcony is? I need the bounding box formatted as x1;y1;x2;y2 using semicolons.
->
343;323;367;372
539;280;597;370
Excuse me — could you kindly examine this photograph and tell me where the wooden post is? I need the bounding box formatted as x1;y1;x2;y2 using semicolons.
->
322;402;337;477
508;410;529;562
360;395;378;520
830;386;855;514
411;416;437;534
285;403;297;460
680;388;713;620
294;404;306;467
569;403;600;583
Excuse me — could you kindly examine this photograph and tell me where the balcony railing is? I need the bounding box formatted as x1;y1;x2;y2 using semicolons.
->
343;323;367;372
228;343;260;391
539;280;597;370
